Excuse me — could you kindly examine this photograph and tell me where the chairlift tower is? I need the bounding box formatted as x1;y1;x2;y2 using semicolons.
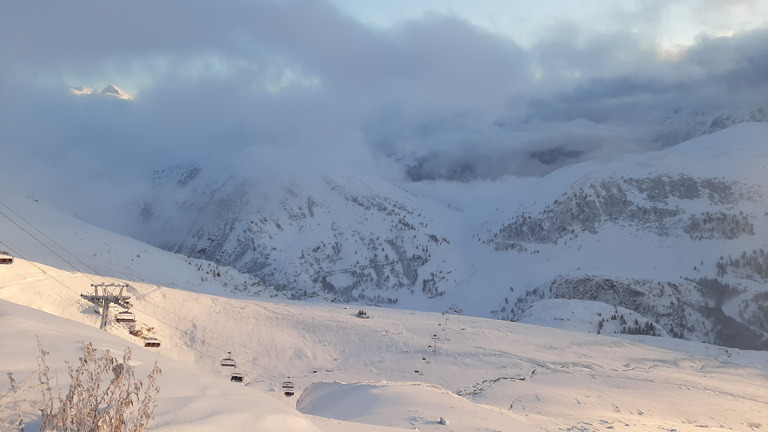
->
80;283;131;330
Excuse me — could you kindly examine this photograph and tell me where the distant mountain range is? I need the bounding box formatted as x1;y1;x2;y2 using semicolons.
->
132;120;768;350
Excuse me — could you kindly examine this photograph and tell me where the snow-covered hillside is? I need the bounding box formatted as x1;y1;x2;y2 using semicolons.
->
140;168;465;307
653;107;768;147
2;173;768;431
2;256;767;430
128;122;768;349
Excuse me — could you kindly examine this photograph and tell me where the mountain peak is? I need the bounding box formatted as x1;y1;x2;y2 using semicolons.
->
100;84;133;100
69;84;134;100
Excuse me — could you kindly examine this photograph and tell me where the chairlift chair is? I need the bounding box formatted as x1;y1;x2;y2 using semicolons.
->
220;352;236;368
282;381;295;397
230;372;244;383
115;311;136;323
144;337;160;348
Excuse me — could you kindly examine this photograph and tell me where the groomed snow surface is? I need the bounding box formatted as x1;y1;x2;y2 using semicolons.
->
2;253;767;431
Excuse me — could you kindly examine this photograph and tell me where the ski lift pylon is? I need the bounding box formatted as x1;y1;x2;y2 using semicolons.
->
220;351;236;368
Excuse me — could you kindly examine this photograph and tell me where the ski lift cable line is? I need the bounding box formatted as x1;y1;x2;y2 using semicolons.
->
135;296;243;346
0;239;84;300
138;288;323;380
109;298;282;379
126;285;312;374
125;296;287;377
0;238;293;382
0;203;103;286
1;240;146;339
0;201;280;368
0;201;240;348
0;223;262;377
0;201;241;358
0;218;284;379
313;259;398;278
0;199;104;277
128;292;266;360
0;203;290;378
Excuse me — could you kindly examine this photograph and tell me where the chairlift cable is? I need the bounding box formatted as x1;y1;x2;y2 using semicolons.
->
0;209;231;369
0;235;283;379
0;239;85;299
0;200;99;272
125;292;291;375
0;202;289;379
121;293;285;377
0;203;103;286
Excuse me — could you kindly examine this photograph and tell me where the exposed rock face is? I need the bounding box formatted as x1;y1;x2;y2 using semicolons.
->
140;165;460;304
488;175;758;251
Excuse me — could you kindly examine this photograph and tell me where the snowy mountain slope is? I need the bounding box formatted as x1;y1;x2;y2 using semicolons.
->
653;107;768;147
0;300;324;432
140;168;468;306
488;174;757;250
0;192;267;298
2;193;768;431
513;298;671;337
128;122;768;350
2;259;767;431
509;276;711;338
479;122;768;348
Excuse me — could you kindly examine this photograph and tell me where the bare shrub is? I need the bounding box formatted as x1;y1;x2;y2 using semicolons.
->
0;373;25;431
1;338;160;432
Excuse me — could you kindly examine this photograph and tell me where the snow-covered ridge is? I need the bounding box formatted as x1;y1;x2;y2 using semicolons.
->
2;158;768;430
488;174;758;251
653;107;768;147
126;123;768;350
511;276;712;338
69;84;133;100
140;170;465;306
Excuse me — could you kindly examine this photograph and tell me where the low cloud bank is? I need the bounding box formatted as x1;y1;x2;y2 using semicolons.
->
1;0;766;232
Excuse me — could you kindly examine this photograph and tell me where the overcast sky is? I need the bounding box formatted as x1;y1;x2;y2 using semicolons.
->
330;0;768;48
1;0;767;220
